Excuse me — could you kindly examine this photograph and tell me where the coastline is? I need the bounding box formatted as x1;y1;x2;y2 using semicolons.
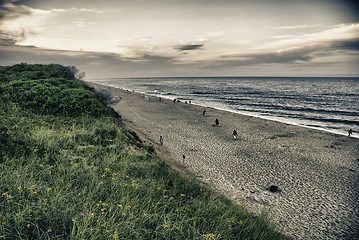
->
88;82;359;239
89;79;359;139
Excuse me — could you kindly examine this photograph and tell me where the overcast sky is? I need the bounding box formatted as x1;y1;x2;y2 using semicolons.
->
1;0;358;78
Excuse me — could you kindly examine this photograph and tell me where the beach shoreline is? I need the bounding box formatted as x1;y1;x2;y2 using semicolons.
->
90;81;359;139
87;82;359;239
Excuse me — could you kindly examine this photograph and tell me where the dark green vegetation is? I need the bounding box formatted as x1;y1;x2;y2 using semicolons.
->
0;64;285;239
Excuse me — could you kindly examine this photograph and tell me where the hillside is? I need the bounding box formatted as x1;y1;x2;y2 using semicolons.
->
0;64;285;239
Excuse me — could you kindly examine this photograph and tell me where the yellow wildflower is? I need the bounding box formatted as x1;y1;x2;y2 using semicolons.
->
105;168;110;172
162;224;169;229
113;230;118;240
2;192;12;199
47;188;52;192
117;204;123;208
122;213;126;216
202;233;216;240
47;228;52;233
89;213;94;217
18;186;22;192
180;194;186;197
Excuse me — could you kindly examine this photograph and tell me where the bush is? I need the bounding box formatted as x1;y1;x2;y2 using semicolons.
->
0;63;78;83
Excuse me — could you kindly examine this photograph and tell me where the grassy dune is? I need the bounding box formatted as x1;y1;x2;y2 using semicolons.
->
0;64;285;239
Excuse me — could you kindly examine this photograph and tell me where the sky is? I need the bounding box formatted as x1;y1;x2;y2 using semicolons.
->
0;0;359;79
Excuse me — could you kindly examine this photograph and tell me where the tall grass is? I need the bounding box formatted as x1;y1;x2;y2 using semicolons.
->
0;64;286;239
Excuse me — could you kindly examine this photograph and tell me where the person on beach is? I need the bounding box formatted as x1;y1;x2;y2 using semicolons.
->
160;136;163;145
348;129;352;136
233;130;238;139
202;110;206;116
215;118;219;126
173;99;176;105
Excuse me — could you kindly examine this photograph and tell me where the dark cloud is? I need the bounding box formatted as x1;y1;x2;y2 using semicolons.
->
217;48;312;68
0;44;180;78
0;0;31;20
201;36;359;70
0;30;27;46
330;39;359;51
175;44;203;51
0;0;34;46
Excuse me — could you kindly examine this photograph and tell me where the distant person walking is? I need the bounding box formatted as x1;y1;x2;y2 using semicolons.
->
348;129;353;137
202;110;206;116
233;130;238;139
160;136;163;145
215;118;219;126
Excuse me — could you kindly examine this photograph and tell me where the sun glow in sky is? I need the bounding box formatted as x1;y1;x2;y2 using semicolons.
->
0;0;358;78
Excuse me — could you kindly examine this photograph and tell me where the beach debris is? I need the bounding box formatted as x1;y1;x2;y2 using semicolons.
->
233;130;238;139
160;136;163;145
269;185;280;193
182;155;186;165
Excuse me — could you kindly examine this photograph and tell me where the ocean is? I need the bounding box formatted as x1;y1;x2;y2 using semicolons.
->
91;77;359;138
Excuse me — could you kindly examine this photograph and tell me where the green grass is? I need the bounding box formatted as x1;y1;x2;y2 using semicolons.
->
0;64;286;239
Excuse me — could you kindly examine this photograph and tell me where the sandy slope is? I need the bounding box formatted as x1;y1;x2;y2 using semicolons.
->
89;83;359;239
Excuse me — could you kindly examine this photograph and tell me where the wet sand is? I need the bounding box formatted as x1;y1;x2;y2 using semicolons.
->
89;82;359;239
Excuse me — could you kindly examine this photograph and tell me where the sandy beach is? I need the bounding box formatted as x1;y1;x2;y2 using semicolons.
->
89;83;359;239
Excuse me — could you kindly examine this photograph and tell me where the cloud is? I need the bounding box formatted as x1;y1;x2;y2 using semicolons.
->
270;24;320;30
175;44;203;51
0;0;34;45
0;30;26;45
201;35;359;70
0;0;32;20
